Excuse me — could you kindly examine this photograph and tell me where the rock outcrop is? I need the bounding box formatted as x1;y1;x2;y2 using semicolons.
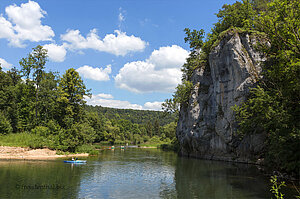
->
177;31;267;163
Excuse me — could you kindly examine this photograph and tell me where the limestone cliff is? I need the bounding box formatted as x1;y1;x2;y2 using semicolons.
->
177;31;267;163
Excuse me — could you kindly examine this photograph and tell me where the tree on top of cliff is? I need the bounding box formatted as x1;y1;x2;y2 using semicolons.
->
234;0;300;174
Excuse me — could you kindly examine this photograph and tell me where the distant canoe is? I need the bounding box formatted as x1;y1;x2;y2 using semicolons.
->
64;160;87;164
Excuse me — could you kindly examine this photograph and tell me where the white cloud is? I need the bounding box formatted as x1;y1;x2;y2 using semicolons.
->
0;16;15;40
86;93;164;111
0;1;54;47
86;94;143;110
0;58;12;70
143;101;163;111
43;43;66;62
118;7;125;29
61;29;147;56
76;65;111;81
96;93;114;99
115;45;189;93
148;45;189;69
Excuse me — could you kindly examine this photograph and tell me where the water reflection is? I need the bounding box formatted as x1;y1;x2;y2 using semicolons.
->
174;157;270;199
0;149;281;199
78;149;177;199
0;159;84;198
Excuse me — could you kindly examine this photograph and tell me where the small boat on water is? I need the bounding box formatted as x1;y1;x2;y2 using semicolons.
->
64;160;87;164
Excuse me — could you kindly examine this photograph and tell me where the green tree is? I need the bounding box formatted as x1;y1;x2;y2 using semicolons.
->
87;112;105;142
146;121;153;137
162;80;193;115
19;45;48;125
57;68;91;127
153;119;160;136
0;67;15;131
39;71;59;124
250;0;270;12
163;122;177;139
16;82;36;131
60;122;96;152
0;111;13;134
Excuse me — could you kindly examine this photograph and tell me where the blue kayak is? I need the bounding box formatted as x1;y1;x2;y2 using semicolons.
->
64;160;87;164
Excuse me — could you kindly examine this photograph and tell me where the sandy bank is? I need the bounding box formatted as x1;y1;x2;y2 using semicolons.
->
0;146;88;160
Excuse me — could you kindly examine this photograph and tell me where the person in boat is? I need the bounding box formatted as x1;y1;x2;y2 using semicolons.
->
72;157;74;161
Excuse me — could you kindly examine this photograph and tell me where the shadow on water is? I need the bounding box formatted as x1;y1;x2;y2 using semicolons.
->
0;159;85;199
173;157;271;199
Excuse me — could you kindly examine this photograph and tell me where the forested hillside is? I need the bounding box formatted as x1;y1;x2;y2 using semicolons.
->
85;105;176;126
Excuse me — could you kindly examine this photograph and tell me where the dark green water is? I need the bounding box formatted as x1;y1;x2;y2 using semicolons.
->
0;148;296;199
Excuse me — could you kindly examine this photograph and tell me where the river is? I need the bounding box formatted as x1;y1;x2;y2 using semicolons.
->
0;148;296;198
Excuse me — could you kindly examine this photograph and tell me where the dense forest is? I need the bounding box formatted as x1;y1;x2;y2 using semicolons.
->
164;0;299;174
0;46;177;152
85;105;176;126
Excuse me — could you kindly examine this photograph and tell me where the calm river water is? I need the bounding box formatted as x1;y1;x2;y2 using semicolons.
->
0;148;296;199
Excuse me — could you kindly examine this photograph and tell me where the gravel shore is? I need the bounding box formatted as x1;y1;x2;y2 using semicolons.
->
0;146;88;160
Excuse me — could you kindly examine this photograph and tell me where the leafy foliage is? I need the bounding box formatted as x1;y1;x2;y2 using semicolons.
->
19;45;48;125
270;175;286;199
0;112;13;135
234;0;300;173
57;68;91;127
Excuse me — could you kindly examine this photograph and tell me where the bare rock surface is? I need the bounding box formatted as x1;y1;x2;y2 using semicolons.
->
177;31;266;163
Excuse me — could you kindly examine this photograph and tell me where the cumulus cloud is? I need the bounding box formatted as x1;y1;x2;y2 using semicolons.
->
86;93;163;111
148;45;189;69
143;101;163;111
85;94;143;110
0;1;54;47
96;93;114;99
115;45;189;93
61;29;147;56
0;16;15;40
43;43;66;62
76;65;111;81
0;58;12;70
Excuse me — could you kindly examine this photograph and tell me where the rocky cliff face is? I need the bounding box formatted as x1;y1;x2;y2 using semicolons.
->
177;31;266;163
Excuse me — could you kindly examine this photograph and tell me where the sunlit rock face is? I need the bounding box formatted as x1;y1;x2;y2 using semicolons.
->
177;31;267;163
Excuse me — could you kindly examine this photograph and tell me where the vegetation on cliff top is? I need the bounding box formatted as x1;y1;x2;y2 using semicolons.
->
164;0;299;174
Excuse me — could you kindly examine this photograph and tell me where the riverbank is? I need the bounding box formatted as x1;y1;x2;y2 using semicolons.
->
0;146;88;160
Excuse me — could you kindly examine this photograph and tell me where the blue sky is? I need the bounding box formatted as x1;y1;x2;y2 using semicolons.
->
0;0;237;111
